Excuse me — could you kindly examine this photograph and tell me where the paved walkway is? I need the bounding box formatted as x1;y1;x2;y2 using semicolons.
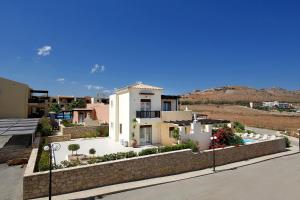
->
33;146;299;200
0;164;25;200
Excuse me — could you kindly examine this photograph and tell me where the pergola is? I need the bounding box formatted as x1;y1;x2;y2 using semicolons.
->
0;118;39;144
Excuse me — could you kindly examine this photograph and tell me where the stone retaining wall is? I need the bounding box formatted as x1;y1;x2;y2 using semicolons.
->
44;134;71;143
23;138;286;199
61;125;98;138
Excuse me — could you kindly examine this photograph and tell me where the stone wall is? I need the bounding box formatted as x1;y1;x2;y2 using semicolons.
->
61;125;98;138
43;134;71;143
23;138;286;199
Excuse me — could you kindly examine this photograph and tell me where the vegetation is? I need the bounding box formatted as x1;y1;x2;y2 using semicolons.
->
83;126;109;138
211;127;244;148
66;99;86;111
68;144;80;155
89;148;96;157
138;148;158;156
180;99;250;106
171;128;180;140
37;117;52;136
233;121;245;133
37;144;50;171
49;102;61;113
61;119;82;127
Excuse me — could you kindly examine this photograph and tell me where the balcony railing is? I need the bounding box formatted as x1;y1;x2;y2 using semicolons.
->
136;111;160;118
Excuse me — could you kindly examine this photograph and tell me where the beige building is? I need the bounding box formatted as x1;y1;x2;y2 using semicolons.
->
0;77;49;118
109;82;213;149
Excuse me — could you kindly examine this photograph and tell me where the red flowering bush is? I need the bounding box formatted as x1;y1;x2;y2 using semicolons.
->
210;127;244;149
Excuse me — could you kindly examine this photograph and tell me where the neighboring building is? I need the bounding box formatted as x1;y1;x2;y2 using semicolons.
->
262;101;292;109
0;77;49;118
91;96;109;104
50;96;92;110
72;103;109;126
109;82;215;149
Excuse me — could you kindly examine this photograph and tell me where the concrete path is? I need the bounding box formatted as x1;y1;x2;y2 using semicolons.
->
33;146;299;200
0;164;25;200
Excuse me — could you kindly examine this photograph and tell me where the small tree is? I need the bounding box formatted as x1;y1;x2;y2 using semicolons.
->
68;144;80;155
49;102;61;113
172;128;180;140
89;148;96;157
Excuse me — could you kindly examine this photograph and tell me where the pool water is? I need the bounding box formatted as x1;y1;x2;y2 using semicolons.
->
243;138;256;143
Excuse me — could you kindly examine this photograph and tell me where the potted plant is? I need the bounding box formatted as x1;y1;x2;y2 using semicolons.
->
172;128;181;144
131;118;138;148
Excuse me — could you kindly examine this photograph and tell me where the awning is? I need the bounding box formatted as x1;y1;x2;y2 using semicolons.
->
0;118;39;136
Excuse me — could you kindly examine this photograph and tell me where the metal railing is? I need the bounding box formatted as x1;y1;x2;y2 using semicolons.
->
136;111;160;118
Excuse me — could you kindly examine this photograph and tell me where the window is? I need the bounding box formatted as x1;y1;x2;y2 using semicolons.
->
140;99;151;111
119;124;122;134
169;127;174;138
163;101;172;111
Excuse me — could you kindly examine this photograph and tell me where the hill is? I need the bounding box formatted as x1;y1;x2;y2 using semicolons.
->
181;86;300;104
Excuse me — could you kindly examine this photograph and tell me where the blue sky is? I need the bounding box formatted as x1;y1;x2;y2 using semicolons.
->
0;0;300;96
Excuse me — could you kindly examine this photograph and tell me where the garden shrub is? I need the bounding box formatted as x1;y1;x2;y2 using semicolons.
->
125;151;137;158
37;117;52;136
60;159;81;168
89;148;96;156
138;148;158;156
38;150;50;171
233;121;245;133
68;144;80;155
96;126;109;137
212;127;244;148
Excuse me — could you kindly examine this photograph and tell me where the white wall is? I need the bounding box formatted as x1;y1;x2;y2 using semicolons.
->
109;94;119;141
118;92;130;144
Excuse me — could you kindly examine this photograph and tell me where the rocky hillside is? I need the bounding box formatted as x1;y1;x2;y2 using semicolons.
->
181;86;300;104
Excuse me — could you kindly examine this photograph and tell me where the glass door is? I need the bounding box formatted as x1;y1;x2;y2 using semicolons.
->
140;125;152;145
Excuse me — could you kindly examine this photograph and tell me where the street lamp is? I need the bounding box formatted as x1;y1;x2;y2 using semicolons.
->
43;143;61;200
210;136;217;172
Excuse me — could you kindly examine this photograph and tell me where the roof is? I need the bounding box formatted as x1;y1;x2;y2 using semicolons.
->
115;82;163;93
0;118;39;136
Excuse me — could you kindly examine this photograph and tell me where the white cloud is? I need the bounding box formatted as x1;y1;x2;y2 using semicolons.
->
56;78;65;83
85;84;103;90
90;64;105;74
37;45;52;56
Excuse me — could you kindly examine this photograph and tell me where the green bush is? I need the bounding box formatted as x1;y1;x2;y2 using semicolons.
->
68;144;80;155
89;148;96;156
96;126;109;137
138;148;158;156
284;136;291;147
125;151;137;158
37;117;52;136
233;121;245;132
60;159;81;168
38;150;50;171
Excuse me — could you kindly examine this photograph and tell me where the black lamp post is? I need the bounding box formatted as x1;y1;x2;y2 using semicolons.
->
43;143;60;200
43;144;52;200
210;136;217;172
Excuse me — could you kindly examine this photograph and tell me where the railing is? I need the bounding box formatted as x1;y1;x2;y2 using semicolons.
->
28;99;47;103
136;111;160;118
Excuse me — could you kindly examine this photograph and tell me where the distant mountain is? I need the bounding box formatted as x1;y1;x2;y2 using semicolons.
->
181;86;300;103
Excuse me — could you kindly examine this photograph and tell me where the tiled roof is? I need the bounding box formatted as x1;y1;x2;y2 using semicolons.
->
116;82;163;92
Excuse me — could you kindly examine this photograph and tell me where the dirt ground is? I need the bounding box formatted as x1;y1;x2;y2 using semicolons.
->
183;104;300;137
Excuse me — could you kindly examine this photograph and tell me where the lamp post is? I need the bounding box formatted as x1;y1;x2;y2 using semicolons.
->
210;136;217;172
43;143;61;200
43;145;52;200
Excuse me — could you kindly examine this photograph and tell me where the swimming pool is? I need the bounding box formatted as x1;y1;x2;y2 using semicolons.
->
243;138;256;144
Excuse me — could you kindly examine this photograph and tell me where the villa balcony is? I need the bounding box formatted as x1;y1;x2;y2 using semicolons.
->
136;111;161;124
136;111;160;118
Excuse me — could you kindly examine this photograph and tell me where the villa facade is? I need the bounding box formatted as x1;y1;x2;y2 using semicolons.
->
109;83;214;149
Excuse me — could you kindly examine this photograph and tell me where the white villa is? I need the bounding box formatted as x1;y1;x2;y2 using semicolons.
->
109;83;224;150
